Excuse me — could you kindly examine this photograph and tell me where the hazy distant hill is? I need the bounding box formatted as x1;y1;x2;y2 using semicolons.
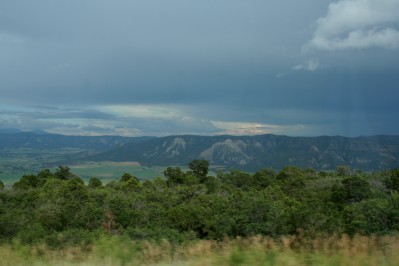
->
0;132;150;152
89;134;399;171
0;128;23;134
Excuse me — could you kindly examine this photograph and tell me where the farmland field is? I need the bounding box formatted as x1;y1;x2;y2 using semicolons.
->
0;148;166;185
64;161;165;183
0;148;85;185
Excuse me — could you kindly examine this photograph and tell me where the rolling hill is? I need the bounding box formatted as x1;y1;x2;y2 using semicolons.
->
89;134;399;171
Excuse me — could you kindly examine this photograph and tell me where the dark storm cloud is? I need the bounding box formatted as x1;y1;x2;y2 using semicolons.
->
0;0;398;136
0;0;323;103
0;107;115;120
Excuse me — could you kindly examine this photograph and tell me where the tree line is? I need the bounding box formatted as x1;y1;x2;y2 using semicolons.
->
1;160;399;247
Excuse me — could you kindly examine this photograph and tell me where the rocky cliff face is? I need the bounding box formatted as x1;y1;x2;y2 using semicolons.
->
200;139;252;165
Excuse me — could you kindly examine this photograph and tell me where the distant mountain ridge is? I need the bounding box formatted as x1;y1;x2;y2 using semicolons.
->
0;128;23;134
0;131;151;151
1;132;399;171
89;134;399;171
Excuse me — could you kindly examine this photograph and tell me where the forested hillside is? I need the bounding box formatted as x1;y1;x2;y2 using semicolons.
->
90;134;399;171
1;161;399;247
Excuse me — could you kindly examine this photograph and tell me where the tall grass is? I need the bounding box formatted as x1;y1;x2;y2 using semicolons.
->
1;234;399;266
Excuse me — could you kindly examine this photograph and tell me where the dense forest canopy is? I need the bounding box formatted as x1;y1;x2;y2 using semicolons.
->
1;160;399;247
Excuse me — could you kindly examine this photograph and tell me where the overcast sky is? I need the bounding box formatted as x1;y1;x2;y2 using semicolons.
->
1;0;399;137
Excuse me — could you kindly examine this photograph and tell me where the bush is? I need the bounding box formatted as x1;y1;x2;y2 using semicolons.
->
88;177;103;188
124;227;196;244
44;229;100;248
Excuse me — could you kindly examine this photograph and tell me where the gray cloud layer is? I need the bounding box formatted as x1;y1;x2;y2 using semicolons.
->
0;1;398;136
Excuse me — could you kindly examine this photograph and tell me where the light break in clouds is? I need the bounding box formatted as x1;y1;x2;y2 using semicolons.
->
309;0;399;50
293;59;320;71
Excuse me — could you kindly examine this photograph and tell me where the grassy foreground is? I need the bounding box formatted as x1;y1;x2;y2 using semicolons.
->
1;234;399;266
